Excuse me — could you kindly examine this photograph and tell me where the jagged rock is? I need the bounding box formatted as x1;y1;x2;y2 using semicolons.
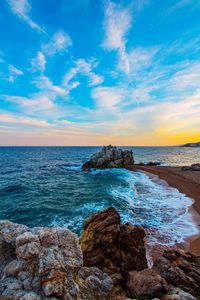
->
154;250;200;299
82;145;134;170
80;207;147;298
126;268;167;299
0;220;113;300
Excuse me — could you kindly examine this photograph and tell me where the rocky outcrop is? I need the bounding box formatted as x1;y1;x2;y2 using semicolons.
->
1;210;200;300
0;221;113;300
182;163;200;171
79;207;147;298
81;145;134;170
154;250;200;299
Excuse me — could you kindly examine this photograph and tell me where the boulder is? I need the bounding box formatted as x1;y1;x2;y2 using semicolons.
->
0;220;113;300
154;249;200;299
126;268;167;299
82;145;134;170
80;207;147;298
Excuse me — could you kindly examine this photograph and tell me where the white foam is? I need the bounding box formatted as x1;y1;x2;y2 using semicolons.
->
96;168;199;248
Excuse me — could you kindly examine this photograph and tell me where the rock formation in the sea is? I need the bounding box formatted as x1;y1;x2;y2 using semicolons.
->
80;207;147;298
182;142;200;147
0;220;113;300
182;163;200;171
81;145;134;170
154;249;200;299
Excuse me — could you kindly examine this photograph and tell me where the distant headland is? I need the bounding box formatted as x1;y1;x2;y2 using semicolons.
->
181;142;200;147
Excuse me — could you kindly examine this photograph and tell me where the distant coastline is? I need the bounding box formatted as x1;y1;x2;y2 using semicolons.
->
181;142;200;147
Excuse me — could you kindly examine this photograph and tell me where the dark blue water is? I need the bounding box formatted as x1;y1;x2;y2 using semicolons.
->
0;146;199;250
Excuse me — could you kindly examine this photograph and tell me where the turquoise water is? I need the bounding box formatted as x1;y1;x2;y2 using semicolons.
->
0;146;199;249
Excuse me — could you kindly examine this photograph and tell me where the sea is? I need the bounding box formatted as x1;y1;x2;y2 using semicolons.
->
0;146;200;253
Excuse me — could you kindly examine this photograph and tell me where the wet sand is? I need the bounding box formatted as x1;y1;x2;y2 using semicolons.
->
127;165;200;256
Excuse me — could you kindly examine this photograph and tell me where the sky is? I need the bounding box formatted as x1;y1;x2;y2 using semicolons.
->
0;0;200;146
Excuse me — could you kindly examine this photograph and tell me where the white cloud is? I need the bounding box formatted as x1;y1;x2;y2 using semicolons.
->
31;51;46;72
42;31;72;56
6;0;43;32
62;67;78;85
32;76;66;96
102;1;132;75
63;58;104;87
126;47;158;76
171;62;200;90
2;94;58;116
88;73;104;86
8;65;23;82
103;1;131;50
91;86;123;108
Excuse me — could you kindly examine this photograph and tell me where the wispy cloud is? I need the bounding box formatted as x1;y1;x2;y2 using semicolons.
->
102;1;132;75
30;51;46;73
63;58;104;87
2;94;58;116
8;65;23;82
42;31;72;56
162;0;199;16
91;86;124;108
6;0;44;32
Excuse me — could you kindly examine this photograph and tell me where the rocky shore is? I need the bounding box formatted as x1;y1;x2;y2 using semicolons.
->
0;207;200;300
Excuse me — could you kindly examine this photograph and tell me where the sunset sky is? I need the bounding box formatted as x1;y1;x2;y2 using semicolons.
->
0;0;200;146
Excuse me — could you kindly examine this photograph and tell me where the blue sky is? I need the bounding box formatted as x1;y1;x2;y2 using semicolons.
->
0;0;200;145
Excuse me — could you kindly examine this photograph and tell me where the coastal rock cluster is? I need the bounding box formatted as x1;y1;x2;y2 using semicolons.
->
80;207;200;300
0;220;113;300
81;145;134;170
0;208;200;300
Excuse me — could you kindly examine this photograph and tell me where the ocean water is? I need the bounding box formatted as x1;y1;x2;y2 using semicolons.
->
0;146;200;251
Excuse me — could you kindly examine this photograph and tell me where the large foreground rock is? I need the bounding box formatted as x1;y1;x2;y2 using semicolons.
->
80;207;147;298
82;145;134;170
154;249;200;299
0;221;113;300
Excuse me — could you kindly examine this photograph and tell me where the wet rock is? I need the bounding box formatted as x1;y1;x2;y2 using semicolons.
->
126;268;167;299
154;250;200;299
80;207;147;298
0;220;113;300
82;145;134;170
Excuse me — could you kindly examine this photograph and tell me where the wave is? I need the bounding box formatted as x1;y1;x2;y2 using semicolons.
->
90;168;199;248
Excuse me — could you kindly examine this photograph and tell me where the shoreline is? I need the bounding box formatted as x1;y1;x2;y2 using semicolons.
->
127;165;200;256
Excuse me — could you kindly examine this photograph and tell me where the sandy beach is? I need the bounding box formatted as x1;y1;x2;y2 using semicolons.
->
127;165;200;256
